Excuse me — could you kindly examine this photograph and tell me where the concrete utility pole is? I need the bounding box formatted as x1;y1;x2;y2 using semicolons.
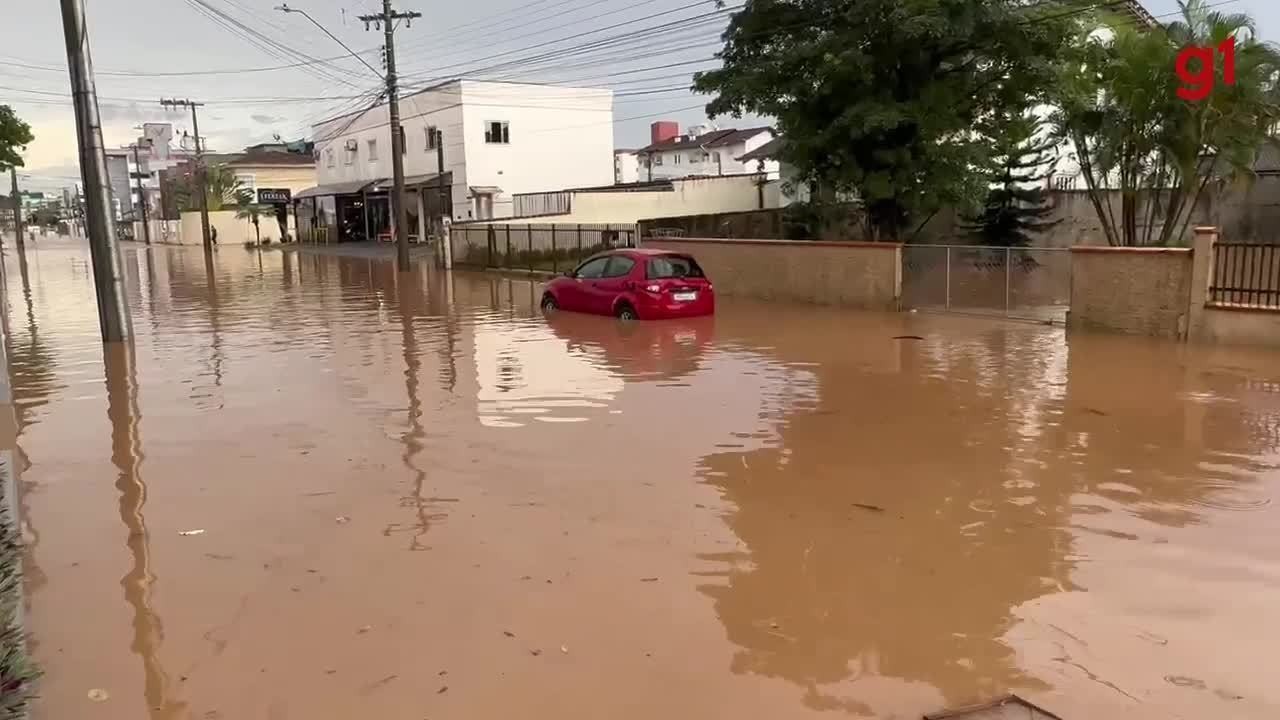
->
60;0;131;342
360;1;420;272
9;168;23;250
130;141;152;245
435;129;451;269
160;98;210;251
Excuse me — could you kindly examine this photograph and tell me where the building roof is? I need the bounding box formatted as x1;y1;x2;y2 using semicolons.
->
1254;143;1280;175
1119;0;1157;28
637;127;772;154
738;136;784;163
223;151;315;168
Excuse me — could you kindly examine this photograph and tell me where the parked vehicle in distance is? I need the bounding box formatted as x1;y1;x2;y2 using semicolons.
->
541;248;715;320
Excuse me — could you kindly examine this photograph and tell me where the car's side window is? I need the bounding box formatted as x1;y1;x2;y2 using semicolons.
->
574;257;609;279
602;256;636;278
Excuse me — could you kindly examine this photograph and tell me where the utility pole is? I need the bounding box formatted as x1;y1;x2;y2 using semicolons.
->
435;129;451;269
60;0;131;342
9;168;23;250
129;141;152;245
160;98;210;251
359;1;420;272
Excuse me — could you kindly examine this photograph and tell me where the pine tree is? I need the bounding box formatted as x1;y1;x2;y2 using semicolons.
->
965;115;1061;247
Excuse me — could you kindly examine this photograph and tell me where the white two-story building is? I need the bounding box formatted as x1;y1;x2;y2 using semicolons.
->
297;79;614;243
635;122;778;181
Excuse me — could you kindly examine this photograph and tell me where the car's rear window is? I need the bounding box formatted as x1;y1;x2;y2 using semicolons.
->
647;255;705;279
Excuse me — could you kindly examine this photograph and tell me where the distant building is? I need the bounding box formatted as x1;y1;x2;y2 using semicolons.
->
635;122;778;181
613;149;640;184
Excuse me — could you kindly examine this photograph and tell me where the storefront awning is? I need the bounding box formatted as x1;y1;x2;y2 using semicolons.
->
371;172;452;192
294;179;382;200
469;185;503;196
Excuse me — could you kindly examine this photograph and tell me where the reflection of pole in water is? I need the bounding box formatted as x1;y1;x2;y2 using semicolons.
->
383;270;443;549
201;251;224;395
104;342;186;718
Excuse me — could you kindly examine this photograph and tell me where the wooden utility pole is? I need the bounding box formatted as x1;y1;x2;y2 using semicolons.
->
130;142;152;245
359;1;420;272
9;168;22;250
60;0;131;342
160;98;210;251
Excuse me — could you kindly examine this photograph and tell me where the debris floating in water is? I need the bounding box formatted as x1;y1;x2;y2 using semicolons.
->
892;335;925;340
87;688;110;702
178;529;205;536
850;503;885;513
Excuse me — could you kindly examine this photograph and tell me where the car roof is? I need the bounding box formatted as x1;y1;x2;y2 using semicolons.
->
588;248;690;259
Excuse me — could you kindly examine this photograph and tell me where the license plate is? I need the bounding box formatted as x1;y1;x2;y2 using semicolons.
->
672;291;698;302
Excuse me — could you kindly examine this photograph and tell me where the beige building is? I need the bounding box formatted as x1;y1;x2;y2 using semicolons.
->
176;150;317;245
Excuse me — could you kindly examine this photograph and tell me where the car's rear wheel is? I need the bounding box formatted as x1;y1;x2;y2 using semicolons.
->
615;303;637;321
541;294;558;312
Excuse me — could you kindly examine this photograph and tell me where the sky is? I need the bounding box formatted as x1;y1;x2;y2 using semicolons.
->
0;0;1276;194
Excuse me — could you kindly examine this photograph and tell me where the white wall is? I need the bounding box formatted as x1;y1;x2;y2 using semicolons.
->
474;174;768;224
614;151;639;184
313;80;614;223
459;81;613;220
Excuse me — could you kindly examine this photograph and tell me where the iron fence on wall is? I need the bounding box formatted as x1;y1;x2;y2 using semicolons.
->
902;244;1072;323
1209;242;1280;308
449;222;637;273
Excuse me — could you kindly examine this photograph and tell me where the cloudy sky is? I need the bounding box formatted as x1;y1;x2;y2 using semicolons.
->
1;0;1275;193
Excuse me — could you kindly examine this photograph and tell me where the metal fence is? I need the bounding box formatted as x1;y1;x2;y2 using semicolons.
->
449;222;638;273
1209;242;1280;308
902;244;1072;323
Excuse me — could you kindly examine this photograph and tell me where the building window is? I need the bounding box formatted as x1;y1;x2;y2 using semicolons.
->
234;174;256;194
485;121;510;144
326;149;334;168
344;141;356;165
673;154;682;165
653;154;663;166
426;126;438;151
367;139;378;162
712;151;720;162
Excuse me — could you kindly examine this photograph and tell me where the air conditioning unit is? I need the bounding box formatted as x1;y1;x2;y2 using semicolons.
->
345;139;358;151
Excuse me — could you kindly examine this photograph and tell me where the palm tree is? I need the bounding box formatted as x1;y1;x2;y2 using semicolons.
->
1049;1;1280;245
174;165;244;212
233;189;270;244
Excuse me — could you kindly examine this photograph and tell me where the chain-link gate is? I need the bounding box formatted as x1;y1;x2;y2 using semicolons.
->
902;245;1071;324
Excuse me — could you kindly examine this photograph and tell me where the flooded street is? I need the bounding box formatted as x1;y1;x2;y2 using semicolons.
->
5;238;1280;720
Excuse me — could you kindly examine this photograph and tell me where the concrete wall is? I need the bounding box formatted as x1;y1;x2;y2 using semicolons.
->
645;237;901;310
1068;247;1193;337
178;210;269;245
477;175;769;225
1197;306;1280;347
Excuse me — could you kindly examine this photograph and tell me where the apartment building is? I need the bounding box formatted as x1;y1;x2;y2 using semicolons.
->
299;79;614;243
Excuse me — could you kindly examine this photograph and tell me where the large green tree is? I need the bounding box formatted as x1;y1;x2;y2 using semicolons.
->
694;0;1078;241
1049;0;1280;246
0;105;34;173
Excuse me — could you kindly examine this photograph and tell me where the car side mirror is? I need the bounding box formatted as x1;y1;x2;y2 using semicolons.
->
563;270;575;278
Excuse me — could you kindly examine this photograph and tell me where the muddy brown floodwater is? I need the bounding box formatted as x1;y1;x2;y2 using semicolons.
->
3;239;1279;720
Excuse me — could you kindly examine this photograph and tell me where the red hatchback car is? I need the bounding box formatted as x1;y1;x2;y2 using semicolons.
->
541;248;715;320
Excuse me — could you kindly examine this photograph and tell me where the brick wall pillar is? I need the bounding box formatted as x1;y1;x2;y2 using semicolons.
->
1187;226;1217;340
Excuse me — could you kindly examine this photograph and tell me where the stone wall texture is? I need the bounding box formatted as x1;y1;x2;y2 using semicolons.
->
645;238;901;310
1068;247;1193;337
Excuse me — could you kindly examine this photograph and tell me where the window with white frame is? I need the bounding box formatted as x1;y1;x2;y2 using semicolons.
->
344;141;357;165
484;121;510;144
326;149;335;168
234;173;256;194
367;139;378;162
653;154;663;166
426;125;438;151
673;154;682;165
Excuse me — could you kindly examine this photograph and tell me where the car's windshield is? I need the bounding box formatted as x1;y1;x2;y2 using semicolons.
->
647;255;705;279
